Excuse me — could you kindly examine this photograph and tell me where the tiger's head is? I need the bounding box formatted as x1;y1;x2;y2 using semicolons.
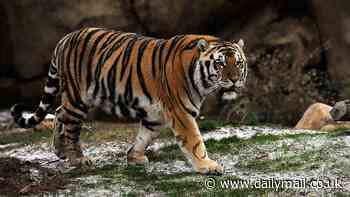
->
195;39;248;95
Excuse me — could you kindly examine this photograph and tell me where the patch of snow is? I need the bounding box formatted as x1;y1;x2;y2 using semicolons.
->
0;143;20;150
2;126;350;195
0;110;12;123
147;160;192;175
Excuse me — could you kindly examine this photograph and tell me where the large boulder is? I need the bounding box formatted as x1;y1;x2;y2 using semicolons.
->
0;0;142;106
295;103;334;130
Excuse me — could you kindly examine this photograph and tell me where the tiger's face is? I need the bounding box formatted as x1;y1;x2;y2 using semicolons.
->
196;39;248;92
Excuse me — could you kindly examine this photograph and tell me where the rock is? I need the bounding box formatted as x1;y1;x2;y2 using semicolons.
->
2;0;140;80
295;103;335;130
330;100;350;120
321;122;350;132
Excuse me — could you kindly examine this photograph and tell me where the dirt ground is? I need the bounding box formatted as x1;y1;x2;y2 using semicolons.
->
0;157;67;196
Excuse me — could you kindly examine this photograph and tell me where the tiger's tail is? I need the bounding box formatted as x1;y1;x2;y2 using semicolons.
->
11;59;60;128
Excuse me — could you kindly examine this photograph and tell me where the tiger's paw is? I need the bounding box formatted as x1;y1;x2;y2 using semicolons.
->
127;146;149;166
195;159;224;175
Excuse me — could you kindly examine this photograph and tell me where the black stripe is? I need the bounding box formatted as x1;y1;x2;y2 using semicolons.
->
86;31;111;89
189;57;202;98
181;38;200;51
46;77;59;88
158;40;166;77
162;35;185;96
177;92;198;117
18;118;26;128
49;63;58;74
162;35;187;106
99;32;121;51
200;62;210;88
28;117;37;126
100;77;108;105
141;119;162;131
57;34;74;71
176;51;199;109
78;29;101;80
183;84;199;110
141;119;162;127
65;33;89;111
57;117;82;125
67;31;84;90
136;39;153;102
56;34;70;51
159;36;185;108
103;34;132;62
117;95;130;117
73;31;85;87
92;42;113;99
55;34;72;59
94;35;132;99
205;47;216;55
151;39;164;78
66;124;82;133
173;111;187;129
124;65;133;104
120;36;138;81
164;35;185;65
64;85;88;115
35;107;46;119
41;93;55;104
107;53;122;114
131;98;147;119
65;135;79;143
62;106;85;120
66;127;81;134
205;60;212;80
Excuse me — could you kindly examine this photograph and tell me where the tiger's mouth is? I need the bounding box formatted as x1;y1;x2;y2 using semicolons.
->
219;78;245;92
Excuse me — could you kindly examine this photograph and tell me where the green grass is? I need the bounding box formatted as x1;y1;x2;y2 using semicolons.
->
239;150;323;173
148;144;184;162
3;122;349;196
67;131;333;194
198;119;239;131
205;132;329;154
0;129;51;145
65;165;275;196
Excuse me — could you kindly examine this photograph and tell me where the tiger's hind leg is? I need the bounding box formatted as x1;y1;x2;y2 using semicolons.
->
127;119;162;165
52;98;91;166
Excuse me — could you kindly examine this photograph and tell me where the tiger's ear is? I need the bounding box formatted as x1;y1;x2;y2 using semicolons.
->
197;39;209;52
237;39;244;48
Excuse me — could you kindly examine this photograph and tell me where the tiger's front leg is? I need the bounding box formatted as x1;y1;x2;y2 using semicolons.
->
172;113;223;175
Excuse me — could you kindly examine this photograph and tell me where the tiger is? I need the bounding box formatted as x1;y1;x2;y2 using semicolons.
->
11;27;248;175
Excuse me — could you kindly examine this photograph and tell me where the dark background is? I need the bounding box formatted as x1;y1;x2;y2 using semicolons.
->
1;0;349;125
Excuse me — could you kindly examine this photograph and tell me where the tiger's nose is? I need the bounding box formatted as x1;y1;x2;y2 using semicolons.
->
231;74;240;82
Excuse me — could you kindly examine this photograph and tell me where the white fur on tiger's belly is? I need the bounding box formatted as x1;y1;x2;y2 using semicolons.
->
222;91;238;101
